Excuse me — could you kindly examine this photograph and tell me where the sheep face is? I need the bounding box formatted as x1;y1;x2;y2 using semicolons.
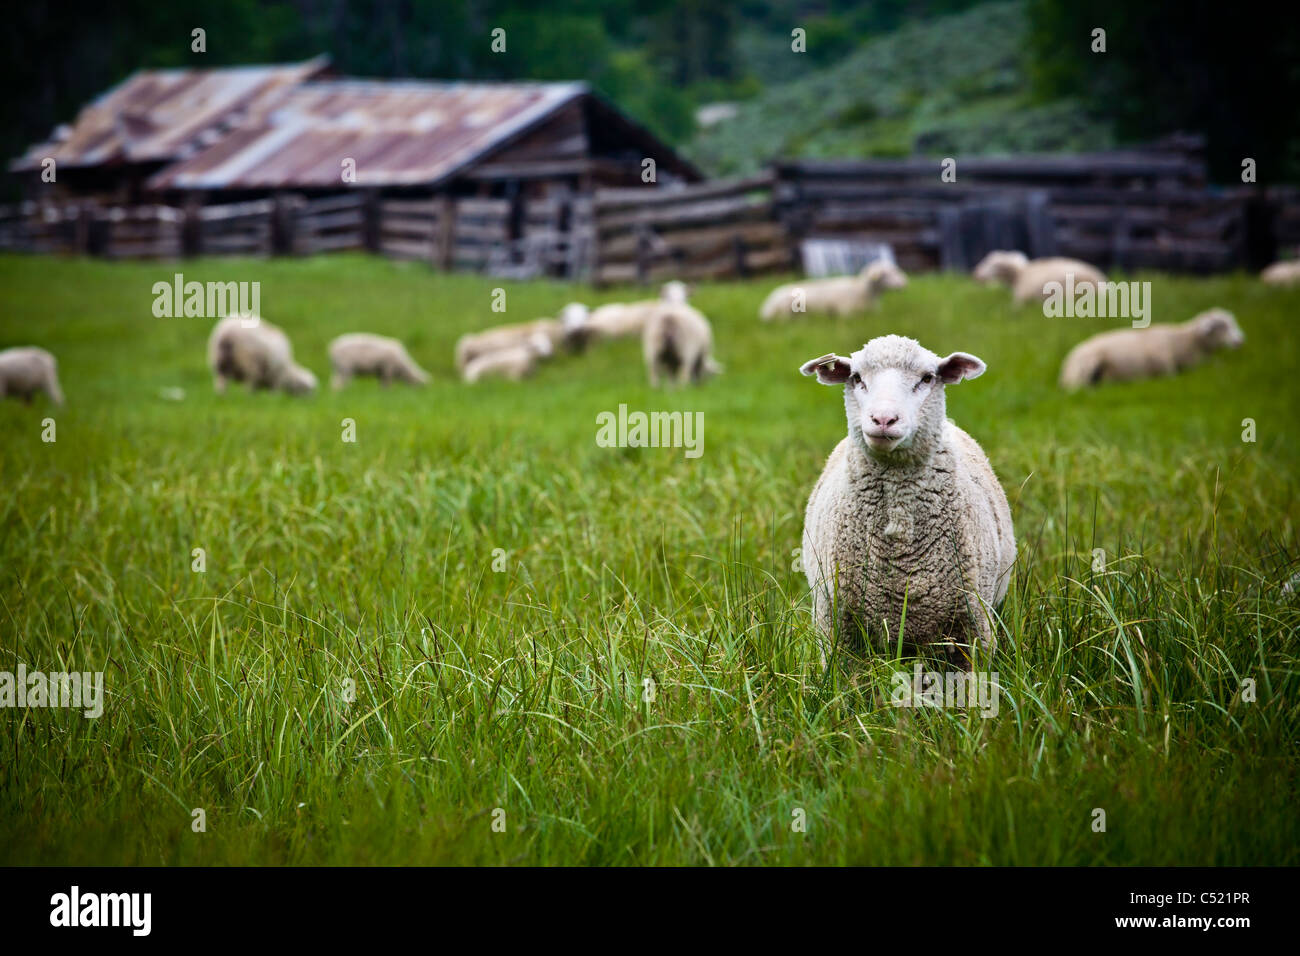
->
863;261;908;291
283;365;318;395
972;250;1027;285
801;335;985;458
1194;309;1244;350
660;281;691;304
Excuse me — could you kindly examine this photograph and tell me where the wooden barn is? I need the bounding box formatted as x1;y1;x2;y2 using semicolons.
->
8;59;702;274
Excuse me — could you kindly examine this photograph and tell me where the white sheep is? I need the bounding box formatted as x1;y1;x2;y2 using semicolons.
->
454;303;588;372
1058;308;1244;390
972;250;1106;305
799;335;1016;663
328;333;430;390
1261;260;1300;286
587;281;691;340
759;260;907;321
0;346;64;406
461;331;554;383
208;315;317;396
642;302;722;387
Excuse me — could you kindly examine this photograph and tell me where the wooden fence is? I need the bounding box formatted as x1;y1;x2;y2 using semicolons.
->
591;172;792;285
1;144;1295;280
772;148;1255;274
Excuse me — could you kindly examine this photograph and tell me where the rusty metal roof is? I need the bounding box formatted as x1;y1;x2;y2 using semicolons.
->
146;80;591;190
10;57;331;172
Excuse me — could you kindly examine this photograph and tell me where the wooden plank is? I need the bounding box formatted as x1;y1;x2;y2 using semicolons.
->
595;172;774;210
597;195;772;236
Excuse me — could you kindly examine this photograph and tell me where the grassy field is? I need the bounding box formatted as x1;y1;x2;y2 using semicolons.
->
1;253;1297;865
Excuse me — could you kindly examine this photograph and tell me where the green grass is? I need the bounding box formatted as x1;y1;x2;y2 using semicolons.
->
1;252;1297;865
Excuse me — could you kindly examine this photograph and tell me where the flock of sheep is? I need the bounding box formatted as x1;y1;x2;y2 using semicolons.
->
4;250;1287;405
0;249;1292;667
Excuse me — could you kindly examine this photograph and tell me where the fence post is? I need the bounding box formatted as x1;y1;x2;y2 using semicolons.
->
636;227;651;284
362;191;381;254
733;233;748;278
437;196;456;270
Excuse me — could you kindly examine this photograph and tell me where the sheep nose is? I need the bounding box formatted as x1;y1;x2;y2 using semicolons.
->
871;412;899;428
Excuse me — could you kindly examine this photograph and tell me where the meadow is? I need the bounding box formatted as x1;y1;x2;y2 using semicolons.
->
1;252;1297;865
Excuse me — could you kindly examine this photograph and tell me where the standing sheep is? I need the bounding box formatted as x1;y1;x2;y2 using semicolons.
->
1058;308;1244;390
462;332;554;383
328;333;430;390
207;315;317;396
587;281;691;340
759;260;907;321
972;250;1106;305
454;303;589;372
0;346;64;406
642;302;722;387
1261;260;1300;286
800;335;1015;664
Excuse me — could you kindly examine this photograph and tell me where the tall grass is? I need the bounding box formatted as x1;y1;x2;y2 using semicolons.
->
1;254;1296;864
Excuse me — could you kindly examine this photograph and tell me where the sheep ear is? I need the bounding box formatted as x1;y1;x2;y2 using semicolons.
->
800;353;852;385
937;351;986;384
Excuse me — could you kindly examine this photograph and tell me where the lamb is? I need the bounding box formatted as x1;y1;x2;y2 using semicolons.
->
0;346;64;406
328;333;430;390
760;260;908;320
642;302;722;387
454;303;588;372
1261;260;1300;286
207;315;317;396
1058;307;1244;390
972;250;1106;305
587;281;691;340
461;332;554;383
799;335;1016;665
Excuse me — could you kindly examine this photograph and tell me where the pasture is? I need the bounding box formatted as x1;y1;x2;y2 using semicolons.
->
1;253;1297;865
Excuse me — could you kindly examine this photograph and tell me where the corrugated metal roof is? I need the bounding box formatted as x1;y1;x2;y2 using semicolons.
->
10;57;330;172
146;80;590;190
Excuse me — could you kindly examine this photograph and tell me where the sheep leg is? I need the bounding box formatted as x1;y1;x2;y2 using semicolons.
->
331;370;350;391
213;374;228;395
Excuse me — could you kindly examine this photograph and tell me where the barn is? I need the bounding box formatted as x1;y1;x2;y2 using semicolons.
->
7;58;702;275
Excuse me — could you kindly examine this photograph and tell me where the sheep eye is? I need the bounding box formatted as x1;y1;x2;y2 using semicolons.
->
849;372;862;387
919;373;934;385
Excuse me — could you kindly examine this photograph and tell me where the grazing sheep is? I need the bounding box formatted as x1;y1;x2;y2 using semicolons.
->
462;332;554;383
972;250;1106;305
642;302;722;387
799;335;1016;664
207;315;317;396
1261;260;1300;286
1058;308;1244;390
328;333;430;390
0;346;64;406
587;281;692;340
760;260;907;321
454;303;588;372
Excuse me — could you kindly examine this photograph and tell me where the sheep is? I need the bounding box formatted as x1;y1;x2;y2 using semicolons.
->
0;346;64;406
642;302;722;387
207;315;317;396
799;334;1016;665
587;281;691;340
1058;307;1244;390
972;250;1106;305
759;260;907;321
461;331;554;383
454;303;588;373
1261;260;1300;286
328;333;430;390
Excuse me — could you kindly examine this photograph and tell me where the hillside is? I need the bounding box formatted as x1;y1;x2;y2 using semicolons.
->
687;1;1114;176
